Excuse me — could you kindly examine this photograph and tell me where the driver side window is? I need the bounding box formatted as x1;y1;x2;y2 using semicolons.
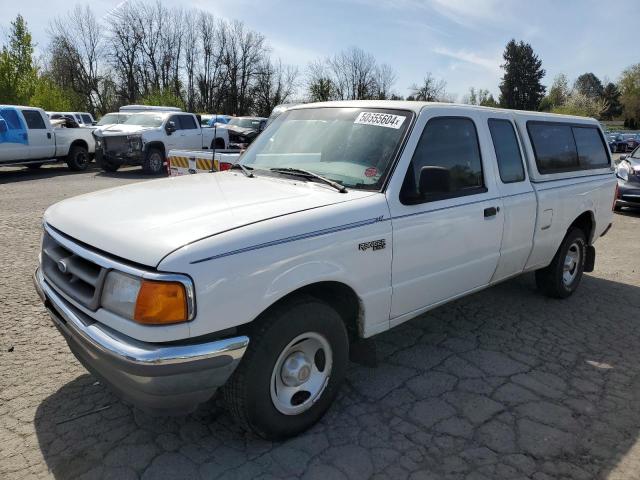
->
400;117;486;204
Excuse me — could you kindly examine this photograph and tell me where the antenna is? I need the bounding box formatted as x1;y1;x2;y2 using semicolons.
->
210;120;217;173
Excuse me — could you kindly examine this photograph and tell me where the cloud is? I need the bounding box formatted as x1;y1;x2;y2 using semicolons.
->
432;47;500;72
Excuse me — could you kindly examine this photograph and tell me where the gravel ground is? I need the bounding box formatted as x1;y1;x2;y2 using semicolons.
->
1;163;640;480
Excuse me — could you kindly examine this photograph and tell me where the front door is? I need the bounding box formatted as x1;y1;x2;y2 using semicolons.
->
177;115;203;149
386;108;504;324
21;109;55;160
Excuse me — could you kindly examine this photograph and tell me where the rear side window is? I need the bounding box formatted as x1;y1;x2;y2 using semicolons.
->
179;115;197;130
528;122;609;173
528;123;578;173
81;114;93;124
401;117;485;204
21;110;46;129
488;119;525;183
572;127;609;168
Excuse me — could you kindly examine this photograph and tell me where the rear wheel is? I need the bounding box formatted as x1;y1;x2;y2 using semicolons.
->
142;148;164;175
535;228;587;298
66;145;89;171
223;294;349;440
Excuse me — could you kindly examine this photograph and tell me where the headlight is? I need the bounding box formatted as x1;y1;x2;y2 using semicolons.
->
101;270;194;324
127;135;142;151
616;162;630;181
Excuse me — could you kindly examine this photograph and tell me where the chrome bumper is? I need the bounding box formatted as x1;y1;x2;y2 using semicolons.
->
34;267;249;414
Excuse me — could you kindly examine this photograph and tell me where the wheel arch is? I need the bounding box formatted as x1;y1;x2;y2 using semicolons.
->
69;139;88;151
568;210;595;244
145;141;166;158
246;281;364;343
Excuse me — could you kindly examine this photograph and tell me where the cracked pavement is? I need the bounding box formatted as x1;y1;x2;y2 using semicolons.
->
1;164;640;479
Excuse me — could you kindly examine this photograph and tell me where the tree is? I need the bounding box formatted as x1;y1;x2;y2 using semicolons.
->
601;82;622;120
0;14;37;104
141;88;185;109
29;75;73;111
619;64;640;125
252;58;298;117
498;39;545;110
574;73;604;100
409;73;448;101
551;91;606;118
464;87;497;107
547;74;570;107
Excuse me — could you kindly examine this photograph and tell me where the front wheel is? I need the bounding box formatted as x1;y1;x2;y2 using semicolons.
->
223;295;349;440
535;228;587;298
142;148;165;175
66;145;89;171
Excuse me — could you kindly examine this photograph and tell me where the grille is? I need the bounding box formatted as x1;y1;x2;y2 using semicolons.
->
41;230;108;310
103;136;129;154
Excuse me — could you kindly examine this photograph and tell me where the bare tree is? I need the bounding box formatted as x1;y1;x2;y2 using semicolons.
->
49;5;107;113
409;73;448;102
253;58;298;116
183;10;199;111
108;1;144;104
373;63;397;100
306;60;335;102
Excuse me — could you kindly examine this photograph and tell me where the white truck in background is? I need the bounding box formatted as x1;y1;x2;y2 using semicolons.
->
94;111;230;175
0;105;95;170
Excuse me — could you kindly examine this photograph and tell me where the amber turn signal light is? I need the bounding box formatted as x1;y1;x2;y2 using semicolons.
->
134;280;188;324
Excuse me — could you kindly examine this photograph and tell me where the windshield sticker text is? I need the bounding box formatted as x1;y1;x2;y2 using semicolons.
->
354;112;406;129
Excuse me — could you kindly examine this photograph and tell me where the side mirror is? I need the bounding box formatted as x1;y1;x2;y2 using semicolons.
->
0;118;7;134
419;166;451;196
165;121;177;135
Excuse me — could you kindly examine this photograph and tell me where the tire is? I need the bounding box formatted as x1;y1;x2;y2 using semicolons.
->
535;228;587;299
143;148;165;175
27;163;44;170
66;145;89;171
98;156;120;172
223;294;349;440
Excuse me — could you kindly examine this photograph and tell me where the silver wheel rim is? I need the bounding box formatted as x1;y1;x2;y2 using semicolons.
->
149;153;162;172
270;332;332;415
563;241;581;286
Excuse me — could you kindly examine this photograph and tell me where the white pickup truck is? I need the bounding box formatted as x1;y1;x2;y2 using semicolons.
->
34;101;615;440
0;105;95;170
93;111;229;174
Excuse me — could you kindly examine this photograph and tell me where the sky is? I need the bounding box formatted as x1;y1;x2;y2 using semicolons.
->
0;0;634;100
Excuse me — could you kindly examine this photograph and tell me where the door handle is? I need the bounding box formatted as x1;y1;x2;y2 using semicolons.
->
47;132;51;139
484;206;499;218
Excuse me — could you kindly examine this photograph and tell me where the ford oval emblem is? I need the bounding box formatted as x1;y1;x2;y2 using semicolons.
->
57;259;68;274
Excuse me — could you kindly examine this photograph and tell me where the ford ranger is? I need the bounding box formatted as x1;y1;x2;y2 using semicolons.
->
34;101;616;440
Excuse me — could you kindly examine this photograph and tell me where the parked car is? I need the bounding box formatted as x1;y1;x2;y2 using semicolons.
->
34;101;615;440
615;149;640;209
609;133;639;152
225;116;267;149
0;105;95;170
47;111;95;127
49;113;80;128
93;111;229;174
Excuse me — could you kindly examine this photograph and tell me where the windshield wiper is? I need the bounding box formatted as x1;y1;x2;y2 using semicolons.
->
230;163;254;177
270;167;347;193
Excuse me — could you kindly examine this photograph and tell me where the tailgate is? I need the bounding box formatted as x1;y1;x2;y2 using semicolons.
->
168;150;240;177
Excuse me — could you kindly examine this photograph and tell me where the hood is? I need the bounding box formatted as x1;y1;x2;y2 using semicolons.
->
222;124;257;137
44;172;374;267
95;124;156;136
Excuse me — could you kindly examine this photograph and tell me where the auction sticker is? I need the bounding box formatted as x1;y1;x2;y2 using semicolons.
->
354;111;406;129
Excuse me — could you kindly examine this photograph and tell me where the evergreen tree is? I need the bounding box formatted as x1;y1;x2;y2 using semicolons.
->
574;73;604;100
0;14;37;104
498;39;546;111
601;82;622;120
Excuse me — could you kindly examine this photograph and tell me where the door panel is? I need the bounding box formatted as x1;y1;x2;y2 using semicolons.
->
21;109;55;159
483;115;536;282
0;107;29;162
386;108;504;320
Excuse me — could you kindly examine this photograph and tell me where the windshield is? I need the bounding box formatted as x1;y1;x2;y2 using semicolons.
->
240;107;412;190
123;114;165;127
229;118;262;129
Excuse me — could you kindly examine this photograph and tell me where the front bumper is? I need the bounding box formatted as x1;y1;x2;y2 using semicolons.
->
616;181;640;207
34;267;249;414
95;147;143;166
